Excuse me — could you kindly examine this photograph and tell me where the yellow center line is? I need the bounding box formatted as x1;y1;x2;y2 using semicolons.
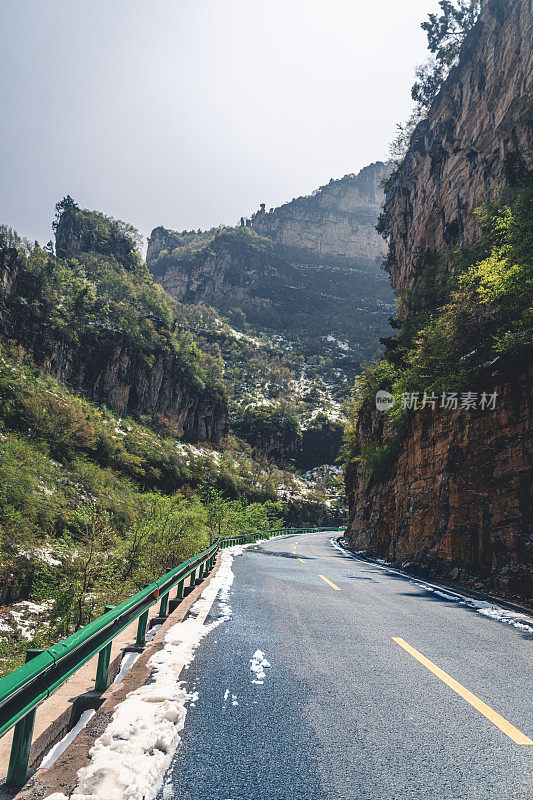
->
318;574;340;591
392;637;533;745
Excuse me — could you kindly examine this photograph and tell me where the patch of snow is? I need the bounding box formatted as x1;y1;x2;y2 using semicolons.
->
330;537;348;556
431;589;457;601
8;601;52;641
144;623;162;645
458;598;533;632
250;649;270;685
415;584;533;631
112;653;141;686
225;325;263;348
40;710;96;770
14;600;53;614
323;334;350;352
37;483;55;497
45;546;243;800
301;464;342;482
35;548;62;567
0;619;12;643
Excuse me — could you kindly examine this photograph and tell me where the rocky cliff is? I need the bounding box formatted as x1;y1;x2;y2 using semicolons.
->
54;196;141;271
250;161;390;269
344;0;533;600
346;364;533;598
147;162;394;372
383;0;532;299
0;247;228;442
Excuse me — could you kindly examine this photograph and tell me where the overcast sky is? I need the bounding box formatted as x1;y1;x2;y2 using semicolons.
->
0;0;438;249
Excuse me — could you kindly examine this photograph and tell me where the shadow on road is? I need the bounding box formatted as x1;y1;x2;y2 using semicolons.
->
248;547;316;561
397;590;457;604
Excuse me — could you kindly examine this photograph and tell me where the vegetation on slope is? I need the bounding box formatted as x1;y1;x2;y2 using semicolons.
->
0;201;346;678
150;226;275;282
1;216;224;395
53;195;144;271
344;184;533;479
0;345;288;677
149;221;393;380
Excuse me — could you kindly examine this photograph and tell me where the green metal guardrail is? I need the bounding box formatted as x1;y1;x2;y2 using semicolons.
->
0;525;340;786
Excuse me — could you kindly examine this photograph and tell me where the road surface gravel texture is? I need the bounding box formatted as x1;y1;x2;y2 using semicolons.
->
157;533;532;800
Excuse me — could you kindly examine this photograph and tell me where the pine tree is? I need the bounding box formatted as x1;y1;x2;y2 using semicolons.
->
412;0;481;110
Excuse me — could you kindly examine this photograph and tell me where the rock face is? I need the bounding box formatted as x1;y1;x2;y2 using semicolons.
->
250;161;390;268
157;229;300;321
345;0;533;599
297;421;344;471
0;248;228;443
146;227;199;266
384;0;533;299
345;366;533;597
234;407;301;462
147;162;394;370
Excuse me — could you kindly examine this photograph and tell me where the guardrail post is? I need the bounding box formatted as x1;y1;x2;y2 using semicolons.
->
175;578;185;600
6;649;43;787
94;605;115;692
136;608;149;647
158;592;169;618
196;563;204;585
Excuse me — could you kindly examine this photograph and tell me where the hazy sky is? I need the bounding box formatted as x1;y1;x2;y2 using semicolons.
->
0;0;438;249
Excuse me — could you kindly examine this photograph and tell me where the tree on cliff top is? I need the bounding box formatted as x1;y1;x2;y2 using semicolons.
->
412;0;481;111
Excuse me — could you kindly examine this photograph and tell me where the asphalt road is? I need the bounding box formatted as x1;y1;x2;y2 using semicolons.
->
157;533;533;800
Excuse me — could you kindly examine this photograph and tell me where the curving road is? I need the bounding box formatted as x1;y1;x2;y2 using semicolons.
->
157;532;533;800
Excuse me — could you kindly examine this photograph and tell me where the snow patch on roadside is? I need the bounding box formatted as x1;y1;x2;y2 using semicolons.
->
330;538;533;634
112;652;141;686
330;537;347;556
44;546;243;800
426;589;533;633
40;710;96;769
474;605;533;631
